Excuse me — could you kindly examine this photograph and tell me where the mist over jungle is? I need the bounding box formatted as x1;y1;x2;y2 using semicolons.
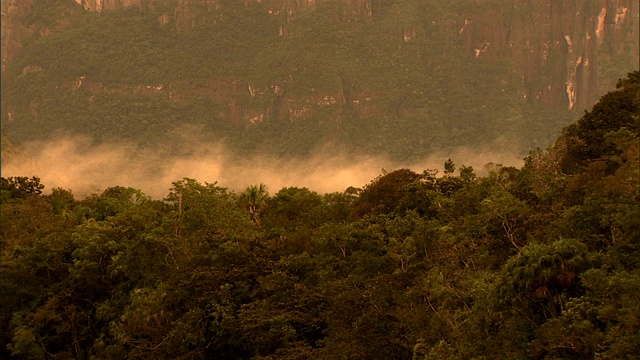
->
2;1;640;359
2;0;637;196
1;69;638;359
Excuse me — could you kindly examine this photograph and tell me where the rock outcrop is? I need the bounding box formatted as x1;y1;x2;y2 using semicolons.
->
1;0;35;73
2;0;638;120
73;0;141;12
459;0;639;110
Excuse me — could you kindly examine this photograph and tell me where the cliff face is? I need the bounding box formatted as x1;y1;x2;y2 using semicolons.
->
1;0;34;73
234;0;632;119
73;0;141;11
1;0;638;129
459;0;639;110
63;0;637;110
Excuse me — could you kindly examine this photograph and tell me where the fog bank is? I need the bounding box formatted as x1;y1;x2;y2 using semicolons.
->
2;136;524;198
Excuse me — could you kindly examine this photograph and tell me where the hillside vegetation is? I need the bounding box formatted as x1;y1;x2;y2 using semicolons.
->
3;0;637;160
1;71;638;359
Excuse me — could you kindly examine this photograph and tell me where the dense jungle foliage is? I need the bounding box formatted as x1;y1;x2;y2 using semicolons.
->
1;72;638;359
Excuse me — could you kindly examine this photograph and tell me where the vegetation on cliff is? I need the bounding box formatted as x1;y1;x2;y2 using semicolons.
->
3;0;637;160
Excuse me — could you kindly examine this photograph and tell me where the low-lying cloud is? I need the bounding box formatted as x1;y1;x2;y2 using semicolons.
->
2;135;524;199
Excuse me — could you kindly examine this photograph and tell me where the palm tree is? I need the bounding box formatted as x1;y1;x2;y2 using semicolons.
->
240;183;269;226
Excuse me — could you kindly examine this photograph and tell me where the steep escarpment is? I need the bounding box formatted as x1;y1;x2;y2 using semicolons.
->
1;0;638;160
138;0;638;111
3;0;637;109
459;0;639;110
1;0;35;73
74;0;141;11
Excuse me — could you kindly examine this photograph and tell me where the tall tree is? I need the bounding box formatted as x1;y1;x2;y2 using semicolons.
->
240;184;269;226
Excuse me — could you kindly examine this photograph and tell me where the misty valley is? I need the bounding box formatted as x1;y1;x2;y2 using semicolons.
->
2;71;639;358
1;0;639;359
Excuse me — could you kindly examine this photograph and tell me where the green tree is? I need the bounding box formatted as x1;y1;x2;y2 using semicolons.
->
497;238;589;321
1;176;44;201
560;71;639;174
351;169;423;218
240;183;269;226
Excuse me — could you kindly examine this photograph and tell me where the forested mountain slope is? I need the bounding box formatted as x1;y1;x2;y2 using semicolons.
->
1;0;638;160
1;71;638;359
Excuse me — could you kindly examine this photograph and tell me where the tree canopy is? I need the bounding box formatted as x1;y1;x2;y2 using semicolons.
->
1;71;639;359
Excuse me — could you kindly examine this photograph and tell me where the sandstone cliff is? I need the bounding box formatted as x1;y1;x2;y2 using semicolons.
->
3;0;636;111
1;0;35;73
1;0;638;152
458;0;639;110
